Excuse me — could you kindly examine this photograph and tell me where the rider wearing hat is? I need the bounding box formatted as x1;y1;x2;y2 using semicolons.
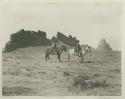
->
75;40;81;53
51;41;57;54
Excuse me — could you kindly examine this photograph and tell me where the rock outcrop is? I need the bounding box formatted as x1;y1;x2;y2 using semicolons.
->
97;39;112;51
56;32;79;46
4;29;51;52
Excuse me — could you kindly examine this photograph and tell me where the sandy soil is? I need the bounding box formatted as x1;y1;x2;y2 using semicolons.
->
2;46;121;96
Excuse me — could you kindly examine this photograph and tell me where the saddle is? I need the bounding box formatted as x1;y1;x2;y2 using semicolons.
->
51;48;57;55
74;48;82;57
75;47;81;53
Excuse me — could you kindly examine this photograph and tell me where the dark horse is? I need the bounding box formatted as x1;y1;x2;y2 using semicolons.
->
45;45;67;62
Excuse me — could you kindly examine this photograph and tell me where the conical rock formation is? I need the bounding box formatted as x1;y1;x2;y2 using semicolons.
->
97;39;112;51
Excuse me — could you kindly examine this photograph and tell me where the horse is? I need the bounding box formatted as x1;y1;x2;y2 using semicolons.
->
68;45;92;62
45;45;67;62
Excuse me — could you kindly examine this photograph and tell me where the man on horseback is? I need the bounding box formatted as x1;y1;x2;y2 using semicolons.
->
46;42;67;62
75;40;81;53
51;41;57;54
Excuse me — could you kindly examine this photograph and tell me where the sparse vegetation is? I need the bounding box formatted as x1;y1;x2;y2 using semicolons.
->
63;71;70;76
73;75;109;90
2;47;121;95
2;86;32;96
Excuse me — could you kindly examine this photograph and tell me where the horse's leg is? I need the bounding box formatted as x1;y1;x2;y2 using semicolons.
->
45;50;51;61
59;54;61;62
80;53;83;63
57;54;61;62
68;53;70;61
45;52;48;61
81;55;83;63
47;53;49;59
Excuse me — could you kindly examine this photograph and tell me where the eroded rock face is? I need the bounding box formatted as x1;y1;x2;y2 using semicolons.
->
97;39;112;51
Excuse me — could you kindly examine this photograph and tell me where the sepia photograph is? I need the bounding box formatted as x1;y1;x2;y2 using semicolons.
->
0;0;122;96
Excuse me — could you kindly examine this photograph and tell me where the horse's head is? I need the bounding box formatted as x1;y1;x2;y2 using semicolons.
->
86;46;93;56
87;46;91;52
81;45;92;55
83;45;91;53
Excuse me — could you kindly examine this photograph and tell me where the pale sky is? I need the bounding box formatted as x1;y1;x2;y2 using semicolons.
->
0;2;121;50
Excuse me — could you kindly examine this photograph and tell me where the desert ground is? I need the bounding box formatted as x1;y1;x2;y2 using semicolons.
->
2;46;121;96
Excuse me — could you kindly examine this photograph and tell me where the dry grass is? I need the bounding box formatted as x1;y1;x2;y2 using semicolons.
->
2;86;32;96
73;75;109;90
2;46;121;96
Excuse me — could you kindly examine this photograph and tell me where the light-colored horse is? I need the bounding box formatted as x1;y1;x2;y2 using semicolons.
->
68;45;91;62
